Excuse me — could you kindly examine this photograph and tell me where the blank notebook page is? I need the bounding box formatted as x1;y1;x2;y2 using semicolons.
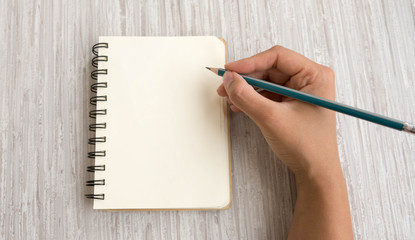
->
92;36;230;210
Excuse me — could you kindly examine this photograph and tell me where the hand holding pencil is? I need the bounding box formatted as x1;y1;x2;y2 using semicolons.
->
213;46;353;239
215;46;341;177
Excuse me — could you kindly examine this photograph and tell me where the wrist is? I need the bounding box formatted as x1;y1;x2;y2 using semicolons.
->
293;151;345;187
290;158;352;240
295;160;346;191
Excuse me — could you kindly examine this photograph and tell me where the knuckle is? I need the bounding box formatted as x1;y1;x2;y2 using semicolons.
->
302;63;315;75
271;45;283;52
321;66;335;84
300;63;319;82
228;83;246;103
323;66;335;78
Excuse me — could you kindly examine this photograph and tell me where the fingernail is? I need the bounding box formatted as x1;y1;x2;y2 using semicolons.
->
223;71;233;89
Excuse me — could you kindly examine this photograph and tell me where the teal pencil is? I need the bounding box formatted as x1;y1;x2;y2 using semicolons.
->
206;67;415;134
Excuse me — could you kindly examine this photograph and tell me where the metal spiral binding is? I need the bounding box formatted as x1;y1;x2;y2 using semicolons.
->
86;179;105;186
91;69;108;80
91;82;107;93
92;43;108;55
89;109;107;119
86;42;109;200
89;123;106;132
87;165;105;172
85;194;105;200
88;137;106;145
92;56;108;68
90;95;107;106
88;150;106;158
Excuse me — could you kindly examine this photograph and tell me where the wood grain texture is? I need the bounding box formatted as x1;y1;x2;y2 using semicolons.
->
0;0;414;239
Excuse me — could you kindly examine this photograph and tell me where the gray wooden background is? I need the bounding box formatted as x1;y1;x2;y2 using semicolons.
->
1;0;414;239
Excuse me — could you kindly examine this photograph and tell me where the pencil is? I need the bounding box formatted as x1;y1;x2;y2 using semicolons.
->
206;67;415;134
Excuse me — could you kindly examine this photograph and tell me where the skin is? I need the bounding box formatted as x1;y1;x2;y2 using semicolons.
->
216;46;353;240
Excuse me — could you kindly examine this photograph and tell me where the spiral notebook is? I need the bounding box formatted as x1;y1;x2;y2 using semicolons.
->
85;36;231;210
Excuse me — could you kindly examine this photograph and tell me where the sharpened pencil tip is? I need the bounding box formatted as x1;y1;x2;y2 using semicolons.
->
205;67;211;70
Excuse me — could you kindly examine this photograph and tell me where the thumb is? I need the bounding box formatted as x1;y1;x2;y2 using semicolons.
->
223;71;277;122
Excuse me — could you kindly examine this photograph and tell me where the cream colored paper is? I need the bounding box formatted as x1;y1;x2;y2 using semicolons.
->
92;36;230;210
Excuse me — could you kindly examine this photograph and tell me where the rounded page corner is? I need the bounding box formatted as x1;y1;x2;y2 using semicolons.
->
214;37;227;47
219;198;232;210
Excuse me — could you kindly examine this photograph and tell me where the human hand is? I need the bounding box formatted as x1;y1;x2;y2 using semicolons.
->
218;45;353;239
217;46;340;183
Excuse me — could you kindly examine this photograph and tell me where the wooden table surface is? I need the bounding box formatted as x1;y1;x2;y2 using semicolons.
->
1;0;414;239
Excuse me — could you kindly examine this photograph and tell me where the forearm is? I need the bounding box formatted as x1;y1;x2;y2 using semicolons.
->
288;163;353;240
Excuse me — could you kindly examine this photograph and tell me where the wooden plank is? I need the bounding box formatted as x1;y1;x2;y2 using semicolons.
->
0;0;414;239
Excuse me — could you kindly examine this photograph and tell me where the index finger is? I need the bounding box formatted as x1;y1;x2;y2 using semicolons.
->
225;45;317;76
